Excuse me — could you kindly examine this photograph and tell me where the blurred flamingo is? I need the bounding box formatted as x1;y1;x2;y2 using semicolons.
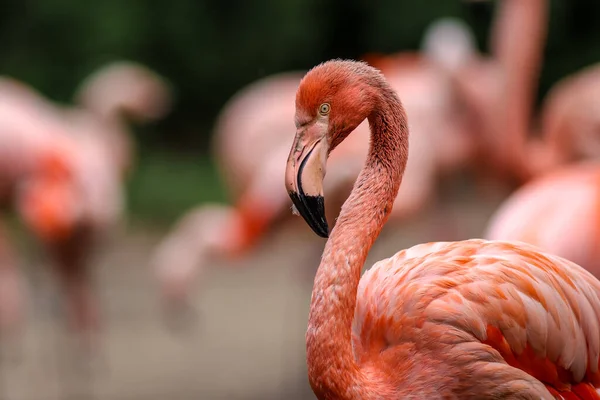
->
0;77;126;353
479;3;600;276
153;18;479;314
287;59;600;400
460;0;600;184
481;65;600;272
484;162;600;277
0;78;76;333
450;0;548;187
0;61;172;345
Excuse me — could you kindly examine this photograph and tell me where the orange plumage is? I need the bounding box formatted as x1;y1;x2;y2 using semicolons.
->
286;59;600;399
355;240;600;398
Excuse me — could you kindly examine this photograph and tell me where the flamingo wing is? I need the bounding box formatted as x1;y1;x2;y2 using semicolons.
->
353;239;600;398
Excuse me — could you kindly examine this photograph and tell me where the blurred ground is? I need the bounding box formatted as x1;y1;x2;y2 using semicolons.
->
0;182;505;400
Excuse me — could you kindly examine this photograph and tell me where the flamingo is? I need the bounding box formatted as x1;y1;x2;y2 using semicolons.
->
484;162;600;277
482;65;600;276
0;78;123;352
479;5;600;275
451;0;549;186
0;87;86;369
286;59;600;399
37;107;125;351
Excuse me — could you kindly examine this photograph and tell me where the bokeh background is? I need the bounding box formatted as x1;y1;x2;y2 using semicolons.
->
2;0;599;224
0;0;599;399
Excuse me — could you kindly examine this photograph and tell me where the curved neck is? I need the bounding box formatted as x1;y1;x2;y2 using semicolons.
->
306;87;408;399
491;0;548;181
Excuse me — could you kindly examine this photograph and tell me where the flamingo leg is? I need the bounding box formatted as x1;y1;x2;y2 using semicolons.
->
46;226;101;400
0;218;28;400
0;219;25;335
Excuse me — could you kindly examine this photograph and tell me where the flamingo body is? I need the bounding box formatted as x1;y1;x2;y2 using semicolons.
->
354;239;600;398
485;163;600;276
0;76;128;346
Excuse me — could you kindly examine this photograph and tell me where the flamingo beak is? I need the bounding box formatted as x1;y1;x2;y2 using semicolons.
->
285;121;330;238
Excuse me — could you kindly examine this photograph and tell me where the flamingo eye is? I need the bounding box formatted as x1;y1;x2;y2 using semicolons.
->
318;103;331;116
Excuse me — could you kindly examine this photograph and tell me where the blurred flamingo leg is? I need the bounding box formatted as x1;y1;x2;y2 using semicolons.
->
0;220;25;337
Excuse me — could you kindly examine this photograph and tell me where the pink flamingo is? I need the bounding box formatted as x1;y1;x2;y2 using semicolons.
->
482;64;600;276
0;85;77;339
479;4;600;276
484;162;600;277
451;0;549;186
286;59;600;399
0;78;122;351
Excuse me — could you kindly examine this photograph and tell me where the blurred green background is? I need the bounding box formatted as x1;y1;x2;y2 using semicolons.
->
2;0;599;225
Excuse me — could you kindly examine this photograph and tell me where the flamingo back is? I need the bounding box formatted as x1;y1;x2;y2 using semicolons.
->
485;163;600;277
353;239;600;398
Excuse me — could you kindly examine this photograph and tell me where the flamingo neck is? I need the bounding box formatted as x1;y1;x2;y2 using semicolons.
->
492;0;548;181
306;86;408;399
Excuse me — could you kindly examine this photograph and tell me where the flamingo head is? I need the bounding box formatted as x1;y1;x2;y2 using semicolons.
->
76;61;173;123
285;60;384;238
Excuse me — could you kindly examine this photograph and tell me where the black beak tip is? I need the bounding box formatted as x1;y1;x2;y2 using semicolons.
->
317;230;329;239
288;191;329;239
314;222;329;238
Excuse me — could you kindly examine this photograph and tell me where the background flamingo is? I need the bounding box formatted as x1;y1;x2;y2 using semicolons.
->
480;2;600;278
286;59;600;399
0;80;81;337
482;64;600;275
484;162;600;277
0;77;130;353
450;0;549;187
